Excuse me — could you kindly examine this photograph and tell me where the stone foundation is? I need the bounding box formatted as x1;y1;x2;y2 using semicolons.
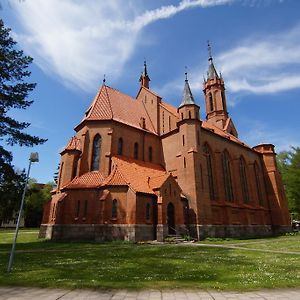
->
39;223;292;242
39;224;156;242
196;224;292;240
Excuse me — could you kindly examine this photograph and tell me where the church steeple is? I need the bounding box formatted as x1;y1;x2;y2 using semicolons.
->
203;42;238;137
179;72;195;107
139;60;150;89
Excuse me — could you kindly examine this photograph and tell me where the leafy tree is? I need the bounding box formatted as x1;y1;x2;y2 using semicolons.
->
0;19;46;222
277;147;300;219
24;180;54;227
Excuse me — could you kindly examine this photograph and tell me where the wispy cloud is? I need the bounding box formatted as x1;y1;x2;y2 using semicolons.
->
10;0;232;91
217;24;300;94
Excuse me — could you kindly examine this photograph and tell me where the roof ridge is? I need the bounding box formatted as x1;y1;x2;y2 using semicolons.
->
103;85;114;119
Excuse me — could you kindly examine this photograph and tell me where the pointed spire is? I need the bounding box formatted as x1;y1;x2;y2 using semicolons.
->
179;71;195;107
207;41;219;80
139;59;150;88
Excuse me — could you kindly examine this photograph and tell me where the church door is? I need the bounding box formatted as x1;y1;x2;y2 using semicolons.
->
167;202;175;235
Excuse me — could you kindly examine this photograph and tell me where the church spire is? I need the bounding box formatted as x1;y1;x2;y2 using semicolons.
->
139;60;150;89
179;71;195;107
207;41;219;80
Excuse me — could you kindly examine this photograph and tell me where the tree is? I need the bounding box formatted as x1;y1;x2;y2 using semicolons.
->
24;180;54;227
0;19;46;222
277;147;300;219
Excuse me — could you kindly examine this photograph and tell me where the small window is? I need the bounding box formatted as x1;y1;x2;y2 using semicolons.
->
134;142;139;159
146;203;151;220
188;111;191;119
182;135;185;146
118;138;123;155
75;200;80;218
184;157;186;168
149;146;153;162
112;199;117;219
169;116;171;131
181;113;184;120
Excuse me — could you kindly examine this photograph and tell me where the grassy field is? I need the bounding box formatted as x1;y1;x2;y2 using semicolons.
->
0;229;299;290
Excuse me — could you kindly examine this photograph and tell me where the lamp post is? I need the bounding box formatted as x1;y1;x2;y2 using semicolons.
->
7;152;39;272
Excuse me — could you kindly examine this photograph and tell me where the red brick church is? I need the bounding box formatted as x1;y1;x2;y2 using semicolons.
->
40;52;290;241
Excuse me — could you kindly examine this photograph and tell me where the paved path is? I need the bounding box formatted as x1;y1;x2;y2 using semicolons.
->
0;287;300;300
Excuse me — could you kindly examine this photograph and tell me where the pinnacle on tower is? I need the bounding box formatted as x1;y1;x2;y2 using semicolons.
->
207;41;219;80
179;71;195;107
139;60;151;88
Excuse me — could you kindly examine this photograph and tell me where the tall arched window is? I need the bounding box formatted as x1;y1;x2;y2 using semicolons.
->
239;157;250;203
118;138;123;155
203;143;215;200
254;162;263;205
83;200;88;217
149;146;153;162
112;199;117;219
146;203;151;220
209;93;213;111
75;200;80;218
221;91;227;111
134;142;139;159
91;134;101;171
222;150;234;201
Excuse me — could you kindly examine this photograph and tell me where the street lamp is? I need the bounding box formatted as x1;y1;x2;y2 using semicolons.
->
7;152;39;272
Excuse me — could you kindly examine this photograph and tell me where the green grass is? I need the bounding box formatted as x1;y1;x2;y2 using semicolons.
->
0;229;299;290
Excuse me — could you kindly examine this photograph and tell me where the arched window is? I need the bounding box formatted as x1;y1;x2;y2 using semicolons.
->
75;200;80;218
117;138;123;155
254;162;263;205
221;91;227;111
239;157;250;203
149;146;153;162
91;134;101;171
209;93;213;111
72;157;79;180
112;199;117;219
188;111;191;119
203;143;215;200
146;203;151;220
83;200;88;217
183;157;186;168
222;150;234;201
134;142;139;159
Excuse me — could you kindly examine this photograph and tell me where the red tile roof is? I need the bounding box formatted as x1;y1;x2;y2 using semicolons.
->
64;171;105;189
81;85;157;134
61;136;81;153
106;156;168;194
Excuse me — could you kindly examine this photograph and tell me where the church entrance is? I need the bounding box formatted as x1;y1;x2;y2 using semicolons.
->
167;202;175;235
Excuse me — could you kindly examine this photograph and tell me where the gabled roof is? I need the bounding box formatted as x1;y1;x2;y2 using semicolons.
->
78;85;157;134
64;171;105;189
61;136;81;154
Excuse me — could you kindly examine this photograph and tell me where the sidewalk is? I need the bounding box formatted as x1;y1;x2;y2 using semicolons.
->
0;287;300;300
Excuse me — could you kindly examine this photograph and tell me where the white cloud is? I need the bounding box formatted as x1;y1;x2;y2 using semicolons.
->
10;0;232;91
217;24;300;94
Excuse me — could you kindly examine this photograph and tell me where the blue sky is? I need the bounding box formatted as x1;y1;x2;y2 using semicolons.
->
2;0;300;183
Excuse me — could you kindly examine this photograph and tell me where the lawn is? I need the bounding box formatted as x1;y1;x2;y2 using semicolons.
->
0;229;299;290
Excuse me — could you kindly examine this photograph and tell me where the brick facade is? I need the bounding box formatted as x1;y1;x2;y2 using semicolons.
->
40;58;291;242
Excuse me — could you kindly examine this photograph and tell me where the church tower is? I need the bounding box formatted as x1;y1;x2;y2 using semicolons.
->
203;43;237;137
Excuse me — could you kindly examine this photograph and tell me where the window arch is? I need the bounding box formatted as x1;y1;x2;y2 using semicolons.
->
117;138;123;155
112;199;117;219
254;162;263;205
91;134;101;171
209;93;214;111
134;142;139;159
146;203;151;220
239;157;250;203
222;150;234;201
203;143;215;200
149;146;153;162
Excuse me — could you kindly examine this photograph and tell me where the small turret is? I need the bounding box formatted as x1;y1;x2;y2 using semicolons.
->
139;60;150;89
